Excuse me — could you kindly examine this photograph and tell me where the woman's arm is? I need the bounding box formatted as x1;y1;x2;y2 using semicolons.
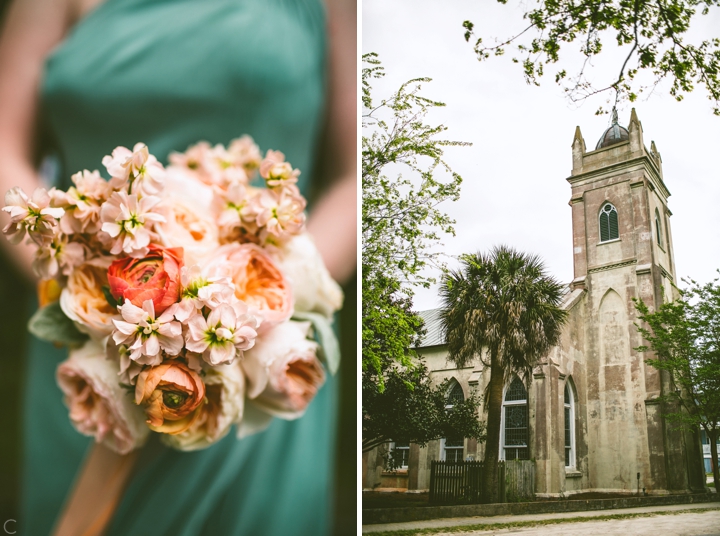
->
0;0;73;278
307;0;357;286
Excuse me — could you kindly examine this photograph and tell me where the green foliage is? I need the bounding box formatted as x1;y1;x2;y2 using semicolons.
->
362;359;486;455
362;53;467;382
362;55;480;453
463;1;720;114
362;52;466;294
440;246;568;374
440;245;568;503
28;301;88;347
634;275;720;491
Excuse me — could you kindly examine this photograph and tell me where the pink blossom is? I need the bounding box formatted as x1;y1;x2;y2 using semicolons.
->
112;300;183;365
2;187;64;246
174;265;235;322
99;191;165;257
102;143;165;195
253;187;306;243
50;170;111;234
227;135;262;175
33;234;85;279
213;183;259;242
259;150;300;188
185;302;258;365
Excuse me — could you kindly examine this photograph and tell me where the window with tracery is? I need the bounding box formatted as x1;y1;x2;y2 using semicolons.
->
599;203;619;242
564;383;576;468
502;377;529;460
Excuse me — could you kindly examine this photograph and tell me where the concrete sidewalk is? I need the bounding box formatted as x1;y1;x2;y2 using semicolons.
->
362;501;720;533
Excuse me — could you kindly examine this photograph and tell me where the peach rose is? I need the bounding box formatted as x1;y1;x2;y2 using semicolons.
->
57;340;149;454
107;245;183;315
271;232;343;319
134;361;206;434
242;321;325;419
162;363;244;451
60;257;119;340
156;198;218;267
203;243;292;332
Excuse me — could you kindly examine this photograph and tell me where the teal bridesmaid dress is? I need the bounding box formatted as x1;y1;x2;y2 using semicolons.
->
20;1;338;534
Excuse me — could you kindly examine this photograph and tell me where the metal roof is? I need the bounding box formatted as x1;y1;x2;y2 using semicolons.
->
414;285;573;349
415;308;444;348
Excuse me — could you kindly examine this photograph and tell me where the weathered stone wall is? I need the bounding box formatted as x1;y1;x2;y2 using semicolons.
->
361;110;705;498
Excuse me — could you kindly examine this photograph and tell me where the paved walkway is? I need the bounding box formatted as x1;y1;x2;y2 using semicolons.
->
362;501;720;534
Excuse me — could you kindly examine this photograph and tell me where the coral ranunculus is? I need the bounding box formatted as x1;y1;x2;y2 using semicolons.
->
135;361;206;435
108;245;183;314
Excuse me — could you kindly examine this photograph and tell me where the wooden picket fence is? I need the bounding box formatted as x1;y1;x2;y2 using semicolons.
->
429;460;535;504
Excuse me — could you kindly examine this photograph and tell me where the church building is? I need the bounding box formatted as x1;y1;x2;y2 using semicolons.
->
363;109;708;497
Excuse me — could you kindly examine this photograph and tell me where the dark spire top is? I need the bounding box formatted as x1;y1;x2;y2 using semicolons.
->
595;107;629;149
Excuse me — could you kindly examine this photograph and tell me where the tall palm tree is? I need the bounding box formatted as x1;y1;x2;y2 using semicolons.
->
440;245;568;503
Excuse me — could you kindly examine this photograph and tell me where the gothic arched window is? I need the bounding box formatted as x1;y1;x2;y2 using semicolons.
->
564;382;576;468
655;208;663;247
442;380;465;462
599;203;619;242
446;381;465;407
501;377;529;460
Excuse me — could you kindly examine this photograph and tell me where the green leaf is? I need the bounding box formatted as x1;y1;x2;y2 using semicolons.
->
28;302;89;347
292;311;340;376
102;285;121;308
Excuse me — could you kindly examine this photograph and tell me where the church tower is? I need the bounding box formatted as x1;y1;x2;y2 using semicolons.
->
567;109;705;493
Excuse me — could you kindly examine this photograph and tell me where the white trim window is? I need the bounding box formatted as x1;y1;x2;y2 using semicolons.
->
500;377;529;460
441;381;465;462
390;441;410;469
441;437;464;462
599;203;619;242
564;383;576;469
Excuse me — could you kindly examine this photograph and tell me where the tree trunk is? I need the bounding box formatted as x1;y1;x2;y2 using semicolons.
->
482;354;504;503
710;429;720;494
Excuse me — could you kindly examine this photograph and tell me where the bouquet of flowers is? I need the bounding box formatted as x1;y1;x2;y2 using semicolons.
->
2;137;343;453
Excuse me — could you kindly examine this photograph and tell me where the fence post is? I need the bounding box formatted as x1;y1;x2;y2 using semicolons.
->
429;460;436;503
498;460;506;503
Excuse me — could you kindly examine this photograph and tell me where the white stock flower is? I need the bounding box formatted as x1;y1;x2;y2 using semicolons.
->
112;300;183;365
50;170;112;234
33;234;85;279
99;191;165;257
102;143;165;195
185;302;258;365
175;265;235;322
254;187;306;243
2;187;64;246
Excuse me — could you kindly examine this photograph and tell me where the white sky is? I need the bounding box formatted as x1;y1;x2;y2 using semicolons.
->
363;0;720;312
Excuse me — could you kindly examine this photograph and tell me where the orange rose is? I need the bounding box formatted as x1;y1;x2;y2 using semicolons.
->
134;361;205;434
204;243;292;332
108;245;183;314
